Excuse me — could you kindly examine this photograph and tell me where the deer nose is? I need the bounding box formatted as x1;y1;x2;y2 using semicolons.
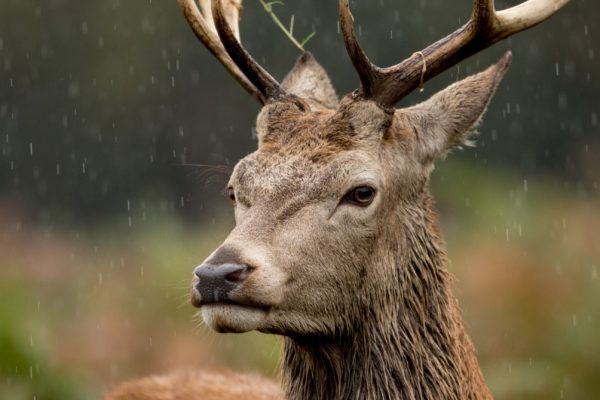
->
193;263;252;305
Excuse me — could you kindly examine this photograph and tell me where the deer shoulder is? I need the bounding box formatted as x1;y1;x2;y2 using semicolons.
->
105;370;282;400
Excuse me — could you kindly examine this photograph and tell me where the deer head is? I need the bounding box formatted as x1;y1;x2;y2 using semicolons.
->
180;0;568;340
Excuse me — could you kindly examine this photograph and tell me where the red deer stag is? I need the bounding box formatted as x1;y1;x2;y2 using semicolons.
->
107;0;570;399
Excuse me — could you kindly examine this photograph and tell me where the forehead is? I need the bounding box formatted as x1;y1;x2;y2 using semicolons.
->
232;151;353;196
258;109;357;158
230;108;385;197
231;149;379;204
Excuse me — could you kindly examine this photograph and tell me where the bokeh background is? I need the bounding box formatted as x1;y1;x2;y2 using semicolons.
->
1;0;598;399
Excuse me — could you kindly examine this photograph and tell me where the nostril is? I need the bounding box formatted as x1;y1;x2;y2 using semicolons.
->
224;265;252;283
194;263;253;286
193;263;254;305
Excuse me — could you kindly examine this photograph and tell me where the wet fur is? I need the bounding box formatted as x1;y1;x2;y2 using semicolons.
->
106;54;509;399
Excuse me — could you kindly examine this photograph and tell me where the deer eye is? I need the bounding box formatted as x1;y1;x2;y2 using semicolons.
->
343;186;376;207
226;187;236;203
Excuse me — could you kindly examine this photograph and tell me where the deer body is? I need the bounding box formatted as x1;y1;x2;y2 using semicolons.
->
106;1;570;399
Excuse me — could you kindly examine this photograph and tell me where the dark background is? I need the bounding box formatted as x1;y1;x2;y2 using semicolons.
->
1;1;598;399
1;0;597;224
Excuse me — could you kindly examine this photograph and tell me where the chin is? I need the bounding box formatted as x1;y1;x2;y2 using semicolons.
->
201;304;268;333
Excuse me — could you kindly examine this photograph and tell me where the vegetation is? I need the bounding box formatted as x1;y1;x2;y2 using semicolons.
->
1;163;598;399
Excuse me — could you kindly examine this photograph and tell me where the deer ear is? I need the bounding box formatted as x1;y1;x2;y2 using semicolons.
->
398;53;512;163
282;52;339;110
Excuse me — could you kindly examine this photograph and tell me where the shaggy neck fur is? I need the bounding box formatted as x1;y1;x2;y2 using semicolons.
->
281;193;491;400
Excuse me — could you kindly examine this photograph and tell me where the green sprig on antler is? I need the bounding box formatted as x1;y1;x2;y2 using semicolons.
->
258;0;316;52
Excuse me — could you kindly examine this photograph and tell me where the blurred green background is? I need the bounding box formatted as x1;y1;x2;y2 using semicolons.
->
0;0;598;399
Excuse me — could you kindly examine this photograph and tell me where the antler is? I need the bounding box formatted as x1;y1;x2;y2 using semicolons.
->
211;0;288;101
179;0;288;104
340;0;571;108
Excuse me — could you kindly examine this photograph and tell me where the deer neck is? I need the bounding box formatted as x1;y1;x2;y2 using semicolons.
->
281;197;491;400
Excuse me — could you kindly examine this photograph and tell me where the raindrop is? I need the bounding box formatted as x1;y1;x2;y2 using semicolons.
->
68;82;80;98
558;94;568;110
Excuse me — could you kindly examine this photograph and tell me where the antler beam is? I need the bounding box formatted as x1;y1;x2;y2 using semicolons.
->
211;0;288;101
179;0;289;104
179;0;265;103
340;0;571;108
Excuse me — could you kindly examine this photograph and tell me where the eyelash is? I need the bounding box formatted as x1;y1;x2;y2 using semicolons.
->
341;186;377;207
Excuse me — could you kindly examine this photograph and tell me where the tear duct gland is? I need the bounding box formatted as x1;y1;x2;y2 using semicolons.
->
105;0;571;399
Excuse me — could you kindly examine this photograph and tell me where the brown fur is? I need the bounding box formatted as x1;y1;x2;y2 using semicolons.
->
106;53;512;400
107;370;282;400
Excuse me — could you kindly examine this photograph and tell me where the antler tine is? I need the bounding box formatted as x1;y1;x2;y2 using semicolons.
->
179;0;265;104
339;0;383;98
197;0;242;41
495;0;571;37
341;0;571;108
212;0;288;101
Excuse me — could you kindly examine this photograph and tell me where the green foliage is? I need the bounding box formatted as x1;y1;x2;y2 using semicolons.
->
258;0;316;51
0;164;598;399
0;283;89;400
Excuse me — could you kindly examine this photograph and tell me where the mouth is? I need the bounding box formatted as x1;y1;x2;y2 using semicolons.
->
190;283;272;333
190;285;271;311
200;303;270;333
